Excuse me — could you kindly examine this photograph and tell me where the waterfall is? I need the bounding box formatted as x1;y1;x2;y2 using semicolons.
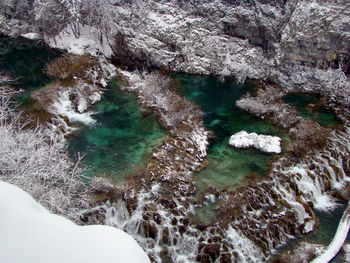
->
97;125;350;262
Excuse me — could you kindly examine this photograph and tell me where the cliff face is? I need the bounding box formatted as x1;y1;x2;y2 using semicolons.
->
108;0;350;96
1;0;349;97
110;0;291;79
278;1;350;74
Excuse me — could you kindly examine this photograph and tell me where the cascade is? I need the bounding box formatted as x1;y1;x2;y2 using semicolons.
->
84;72;350;262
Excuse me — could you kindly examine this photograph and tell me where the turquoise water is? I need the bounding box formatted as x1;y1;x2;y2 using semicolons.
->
0;36;167;183
173;74;283;189
0;35;62;107
68;81;167;182
0;35;62;89
1;36;346;255
283;93;340;127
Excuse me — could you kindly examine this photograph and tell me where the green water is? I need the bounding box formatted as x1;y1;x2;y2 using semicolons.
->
174;74;283;190
191;199;222;224
0;35;62;89
1;36;346;255
0;35;167;183
68;81;167;181
271;203;350;262
310;204;350;245
283;93;340;127
0;35;62;108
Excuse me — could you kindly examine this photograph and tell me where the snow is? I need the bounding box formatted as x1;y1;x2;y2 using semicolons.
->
311;201;350;263
47;24;113;57
343;243;350;262
21;32;41;40
88;92;102;104
229;131;281;153
0;181;150;263
303;220;316;234
77;97;88;113
191;129;209;158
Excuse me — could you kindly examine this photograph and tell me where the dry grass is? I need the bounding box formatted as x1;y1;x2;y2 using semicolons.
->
45;53;97;80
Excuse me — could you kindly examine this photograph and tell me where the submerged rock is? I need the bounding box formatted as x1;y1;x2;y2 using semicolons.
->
229;131;282;153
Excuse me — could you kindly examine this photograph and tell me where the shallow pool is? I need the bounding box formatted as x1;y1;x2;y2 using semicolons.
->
67;81;167;182
173;74;283;189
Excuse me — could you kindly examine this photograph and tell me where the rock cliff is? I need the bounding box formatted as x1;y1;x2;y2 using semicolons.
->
1;0;349;105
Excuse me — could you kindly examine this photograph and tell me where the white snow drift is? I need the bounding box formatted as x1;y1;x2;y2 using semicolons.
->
0;181;150;263
229;131;281;153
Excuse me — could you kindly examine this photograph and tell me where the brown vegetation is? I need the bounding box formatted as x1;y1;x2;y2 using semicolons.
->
288;119;331;157
45;53;97;81
237;85;335;157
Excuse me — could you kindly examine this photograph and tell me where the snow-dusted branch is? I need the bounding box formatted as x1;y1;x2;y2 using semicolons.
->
0;73;90;221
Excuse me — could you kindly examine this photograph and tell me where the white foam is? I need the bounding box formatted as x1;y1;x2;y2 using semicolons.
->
314;195;339;212
50;90;96;125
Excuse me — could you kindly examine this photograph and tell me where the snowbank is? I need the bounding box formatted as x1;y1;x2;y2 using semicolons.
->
47;24;113;57
21;32;41;40
228;131;281;153
0;181;150;263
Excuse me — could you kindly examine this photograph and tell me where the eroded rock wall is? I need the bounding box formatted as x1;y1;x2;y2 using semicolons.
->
1;1;349;93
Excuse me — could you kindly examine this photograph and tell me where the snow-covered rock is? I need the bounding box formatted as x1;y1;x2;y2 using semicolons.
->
312;201;350;263
47;24;113;57
228;131;282;153
0;181;150;263
1;1;349;105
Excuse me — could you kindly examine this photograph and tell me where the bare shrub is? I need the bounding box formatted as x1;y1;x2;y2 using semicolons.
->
0;73;90;221
236;86;299;129
289;119;331;156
